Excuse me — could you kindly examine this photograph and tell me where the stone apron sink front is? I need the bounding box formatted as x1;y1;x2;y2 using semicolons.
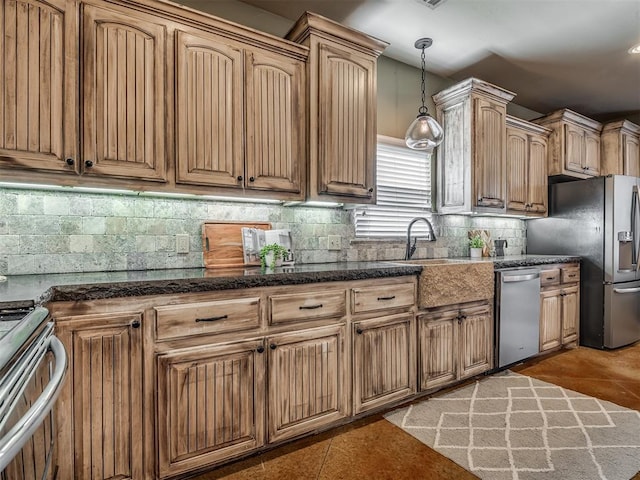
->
401;259;495;308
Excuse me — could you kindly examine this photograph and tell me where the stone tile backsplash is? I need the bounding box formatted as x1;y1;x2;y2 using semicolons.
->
0;187;526;275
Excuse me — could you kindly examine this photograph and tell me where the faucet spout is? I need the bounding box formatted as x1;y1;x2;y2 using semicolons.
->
404;217;437;260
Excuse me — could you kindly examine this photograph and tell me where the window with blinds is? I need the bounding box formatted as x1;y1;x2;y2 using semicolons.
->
354;135;433;237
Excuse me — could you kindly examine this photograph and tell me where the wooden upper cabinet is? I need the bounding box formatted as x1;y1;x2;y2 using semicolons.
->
433;78;515;214
505;116;550;216
601;120;640;177
286;12;387;204
533;108;602;179
55;311;144;480
81;3;167;181
474;97;507;208
175;30;244;187
157;339;266;478
0;0;76;173
245;49;305;194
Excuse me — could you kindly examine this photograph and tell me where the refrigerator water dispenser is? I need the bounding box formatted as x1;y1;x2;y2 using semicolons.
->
618;231;634;272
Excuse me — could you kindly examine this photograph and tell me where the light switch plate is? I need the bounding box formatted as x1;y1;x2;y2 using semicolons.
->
328;235;341;250
176;234;190;254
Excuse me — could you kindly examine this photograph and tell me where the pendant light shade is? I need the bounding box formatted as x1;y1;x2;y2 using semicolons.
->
405;38;444;150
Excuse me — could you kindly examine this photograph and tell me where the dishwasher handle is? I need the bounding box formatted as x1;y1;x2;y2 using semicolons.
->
502;272;540;283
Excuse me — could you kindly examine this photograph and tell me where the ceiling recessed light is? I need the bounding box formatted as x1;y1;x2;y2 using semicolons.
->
629;43;640;54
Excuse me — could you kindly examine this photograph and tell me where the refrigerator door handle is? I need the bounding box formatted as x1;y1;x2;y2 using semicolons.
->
613;287;640;294
633;185;640;271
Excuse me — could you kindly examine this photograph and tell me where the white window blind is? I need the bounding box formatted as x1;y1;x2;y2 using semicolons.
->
355;135;433;237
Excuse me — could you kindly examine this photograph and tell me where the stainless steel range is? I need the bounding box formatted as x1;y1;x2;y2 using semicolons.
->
0;307;67;480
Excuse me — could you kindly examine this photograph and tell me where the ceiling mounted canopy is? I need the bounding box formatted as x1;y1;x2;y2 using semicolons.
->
405;37;444;151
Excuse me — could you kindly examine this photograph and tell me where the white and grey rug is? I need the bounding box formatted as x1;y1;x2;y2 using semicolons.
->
384;372;640;480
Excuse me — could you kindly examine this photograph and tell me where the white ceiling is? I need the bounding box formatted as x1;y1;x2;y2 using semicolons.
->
233;0;640;120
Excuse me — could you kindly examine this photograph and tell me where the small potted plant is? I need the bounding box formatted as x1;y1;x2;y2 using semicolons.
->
469;234;484;258
259;243;289;271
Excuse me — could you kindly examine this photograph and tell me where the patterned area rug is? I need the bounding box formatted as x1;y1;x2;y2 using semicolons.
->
384;372;640;480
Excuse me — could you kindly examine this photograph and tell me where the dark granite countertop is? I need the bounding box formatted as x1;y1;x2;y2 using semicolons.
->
0;255;579;306
0;262;422;305
455;254;581;269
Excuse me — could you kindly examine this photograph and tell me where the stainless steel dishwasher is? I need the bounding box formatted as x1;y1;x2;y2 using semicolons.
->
495;268;541;368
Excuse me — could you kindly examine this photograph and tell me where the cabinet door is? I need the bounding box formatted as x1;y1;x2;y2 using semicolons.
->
506;127;528;212
561;285;579;345
540;289;562;351
437;98;470;213
583;130;600;176
245;49;304;195
458;304;493;379
267;324;347;443
82;4;166;181
623;133;640;177
527;133;548;214
316;42;376;200
564;124;585;174
55;312;144;480
353;313;415;414
0;0;75;173
175;30;244;187
418;312;457;391
157;339;265;478
474;97;506;209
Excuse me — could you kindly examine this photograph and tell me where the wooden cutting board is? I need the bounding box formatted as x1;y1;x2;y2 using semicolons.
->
202;221;271;269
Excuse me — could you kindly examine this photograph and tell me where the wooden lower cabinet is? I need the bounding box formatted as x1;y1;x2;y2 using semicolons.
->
540;285;579;351
55;312;144;480
418;302;493;391
267;324;348;443
352;313;416;414
156;338;266;479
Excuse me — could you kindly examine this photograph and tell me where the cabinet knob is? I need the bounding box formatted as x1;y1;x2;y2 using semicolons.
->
256;345;265;353
249;176;255;182
65;158;75;166
269;343;277;350
131;320;141;329
356;327;363;335
237;175;243;181
85;160;94;168
368;187;374;193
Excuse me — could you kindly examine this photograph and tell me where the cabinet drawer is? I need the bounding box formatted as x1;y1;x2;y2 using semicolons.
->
269;290;346;325
540;269;560;287
154;297;260;340
561;266;580;284
351;283;415;314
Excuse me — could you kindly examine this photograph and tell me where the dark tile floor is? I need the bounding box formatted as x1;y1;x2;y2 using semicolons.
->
192;342;640;480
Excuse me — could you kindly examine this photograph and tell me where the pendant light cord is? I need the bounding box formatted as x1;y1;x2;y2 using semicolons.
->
419;45;427;115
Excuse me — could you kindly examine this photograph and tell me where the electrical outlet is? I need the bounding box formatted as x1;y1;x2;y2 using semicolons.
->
176;234;190;254
328;235;341;251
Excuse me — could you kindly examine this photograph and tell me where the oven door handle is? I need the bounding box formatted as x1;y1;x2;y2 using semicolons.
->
0;335;67;473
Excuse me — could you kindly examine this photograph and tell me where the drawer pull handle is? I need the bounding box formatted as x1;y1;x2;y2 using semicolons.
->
195;315;228;322
545;277;555;280
299;304;323;310
377;295;396;301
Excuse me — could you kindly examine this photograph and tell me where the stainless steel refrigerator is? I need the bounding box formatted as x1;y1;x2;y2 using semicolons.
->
528;175;640;349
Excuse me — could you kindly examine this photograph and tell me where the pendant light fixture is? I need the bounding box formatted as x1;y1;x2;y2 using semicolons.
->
405;37;444;150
